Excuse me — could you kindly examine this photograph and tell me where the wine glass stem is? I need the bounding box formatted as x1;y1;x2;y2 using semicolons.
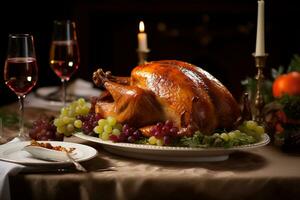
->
18;95;25;138
62;79;67;107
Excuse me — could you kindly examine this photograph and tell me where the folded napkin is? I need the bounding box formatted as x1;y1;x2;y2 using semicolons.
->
0;138;25;200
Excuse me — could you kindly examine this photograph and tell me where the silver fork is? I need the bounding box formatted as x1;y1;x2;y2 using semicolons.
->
65;151;87;172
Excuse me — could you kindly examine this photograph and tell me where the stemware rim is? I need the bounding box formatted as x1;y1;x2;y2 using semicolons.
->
9;33;32;38
53;20;75;25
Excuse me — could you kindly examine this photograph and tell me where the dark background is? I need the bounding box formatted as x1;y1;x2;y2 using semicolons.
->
0;0;300;105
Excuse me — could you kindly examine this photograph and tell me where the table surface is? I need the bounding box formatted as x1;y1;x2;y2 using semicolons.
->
2;102;300;200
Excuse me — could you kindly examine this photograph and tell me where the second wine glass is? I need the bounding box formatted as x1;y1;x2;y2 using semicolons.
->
49;20;80;106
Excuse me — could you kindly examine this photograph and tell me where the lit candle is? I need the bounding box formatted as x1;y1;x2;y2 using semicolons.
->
137;21;148;51
255;0;265;56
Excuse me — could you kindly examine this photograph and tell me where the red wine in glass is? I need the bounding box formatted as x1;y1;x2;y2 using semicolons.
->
50;20;80;106
4;57;38;96
50;40;79;81
3;34;38;139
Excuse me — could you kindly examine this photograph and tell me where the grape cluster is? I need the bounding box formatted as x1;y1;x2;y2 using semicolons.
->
149;120;179;146
210;130;257;147
114;124;143;143
93;116;122;140
93;118;143;143
77;113;102;135
54;98;91;136
238;120;265;140
29;117;63;141
204;120;265;147
180;120;265;148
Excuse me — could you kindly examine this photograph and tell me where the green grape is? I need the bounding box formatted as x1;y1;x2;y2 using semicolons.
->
148;136;157;145
57;126;66;134
74;120;83;128
220;133;229;141
233;130;242;137
82;106;90;114
77;98;85;106
247;136;256;143
98;119;107;127
68;109;76;117
102;132;110;140
93;126;103;134
61;108;68;116
245;120;258;130
62;116;71;124
156;138;164;146
255;126;265;135
107;116;117;126
54;119;64;127
70;101;76;108
114;123;123;131
182;124;263;148
54;98;91;136
97;123;105;131
75;106;82;115
103;124;113;133
112;128;121;136
67;124;75;132
228;131;236;139
79;106;89;115
93;116;121;139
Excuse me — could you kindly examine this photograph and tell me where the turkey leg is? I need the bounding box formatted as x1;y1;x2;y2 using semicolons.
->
93;68;130;87
96;79;165;128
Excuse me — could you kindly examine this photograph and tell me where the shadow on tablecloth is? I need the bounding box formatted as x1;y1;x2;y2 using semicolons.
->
81;140;267;173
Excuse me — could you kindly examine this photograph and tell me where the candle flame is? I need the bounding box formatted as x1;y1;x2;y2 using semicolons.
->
139;21;145;32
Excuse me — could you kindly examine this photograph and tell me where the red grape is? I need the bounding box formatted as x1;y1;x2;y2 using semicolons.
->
109;134;119;142
111;124;143;143
149;120;179;145
79;113;102;135
29;116;63;141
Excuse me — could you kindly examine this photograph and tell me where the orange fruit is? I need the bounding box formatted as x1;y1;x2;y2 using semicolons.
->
272;71;300;98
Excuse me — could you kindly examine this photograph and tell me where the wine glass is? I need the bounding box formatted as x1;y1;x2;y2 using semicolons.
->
49;20;80;106
4;34;38;139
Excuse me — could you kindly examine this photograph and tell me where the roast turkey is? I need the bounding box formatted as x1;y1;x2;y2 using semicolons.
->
93;60;240;136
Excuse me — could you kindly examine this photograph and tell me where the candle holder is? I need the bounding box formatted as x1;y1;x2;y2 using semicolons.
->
137;49;150;65
252;53;268;124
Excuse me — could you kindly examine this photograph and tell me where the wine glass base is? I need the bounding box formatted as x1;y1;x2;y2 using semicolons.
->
17;128;31;141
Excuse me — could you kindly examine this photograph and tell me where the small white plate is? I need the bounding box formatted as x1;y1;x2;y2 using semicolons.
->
0;141;97;166
23;145;76;162
74;132;270;162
